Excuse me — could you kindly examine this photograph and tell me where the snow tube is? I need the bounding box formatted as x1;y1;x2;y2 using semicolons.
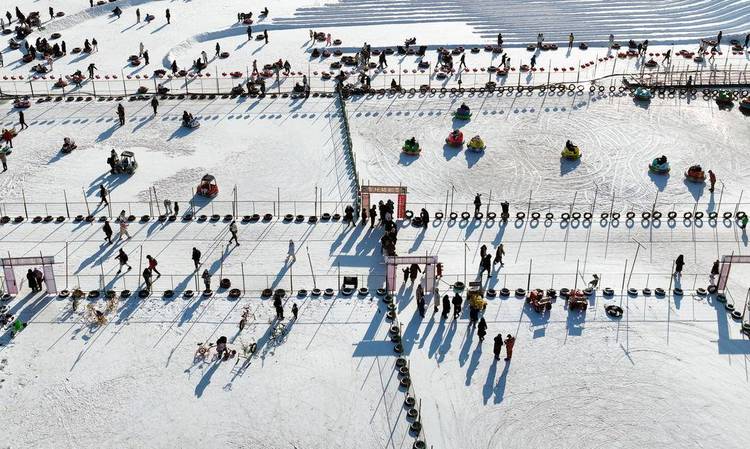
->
182;119;200;129
685;169;705;182
605;305;624;318
466;136;486;151
739;97;750;111
453;108;471;120
561;145;581;160
445;130;464;147
402;140;421;155
634;87;652;101
649;159;670;174
715;90;733;104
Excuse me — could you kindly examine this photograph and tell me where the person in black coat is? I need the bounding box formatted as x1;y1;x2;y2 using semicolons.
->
150;96;159;114
477;317;487;341
192;247;201;271
441;294;450;319
493;333;504;360
26;269;38;292
102;219;113;243
409;263;421;283
674;254;684;277
452;293;462;319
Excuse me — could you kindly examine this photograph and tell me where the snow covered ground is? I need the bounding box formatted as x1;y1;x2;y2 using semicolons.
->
1;1;749;448
0;95;355;216
350;90;750;211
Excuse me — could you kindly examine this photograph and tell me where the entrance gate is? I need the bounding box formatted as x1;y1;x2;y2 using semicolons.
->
1;256;58;294
385;255;437;294
716;254;750;291
361;185;407;220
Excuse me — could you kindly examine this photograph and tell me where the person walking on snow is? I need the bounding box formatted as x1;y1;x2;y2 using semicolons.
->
662;49;671;64
192;247;201;270
146;255;161;277
378;51;387;69
504;334;516;361
98;184;109;206
369;205;377;227
744;33;750;49
118;219;131;240
143;50;149;65
0;151;6;172
247;25;252;40
452;292;462;319
139;42;144;57
172;202;179;218
117;103;125;126
608;34;615;48
416;285;426;318
163;199;172;216
287;239;296;263
493;333;504;360
568;33;574;49
215;42;221;57
477;317;487;342
19;111;28;130
674;254;685;277
708;170;716;192
115;248;132;273
473;193;482;215
102;219;113;243
142;267;154;291
710;260;720;284
165;8;170;24
409;263;421;283
136;8;140;22
202;269;211;291
201;50;208;65
228;220;239;246
494;244;505;266
480;244;487;260
292;303;299;319
150;96;159;114
530;54;537;69
458;53;466;70
441;294;450;319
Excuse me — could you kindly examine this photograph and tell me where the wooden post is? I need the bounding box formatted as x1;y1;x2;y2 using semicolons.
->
63;189;70;218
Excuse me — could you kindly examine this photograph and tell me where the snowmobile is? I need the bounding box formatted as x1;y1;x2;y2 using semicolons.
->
466;135;486;151
684;165;705;182
648;156;670;174
445;129;464;147
561;143;581;160
402;138;421;155
197;174;219;198
453;104;471;120
633;87;652;102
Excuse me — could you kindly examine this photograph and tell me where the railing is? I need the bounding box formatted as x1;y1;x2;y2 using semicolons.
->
3;56;747;99
35;269;721;298
2;192;748;222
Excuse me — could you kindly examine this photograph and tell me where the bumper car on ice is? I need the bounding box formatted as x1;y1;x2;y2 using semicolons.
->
561;142;581;160
445;130;464;147
648;156;670;174
740;97;750;112
684;165;705;183
466;136;486;151
634;87;652;102
453;104;471;120
402;138;421;155
12;97;31;109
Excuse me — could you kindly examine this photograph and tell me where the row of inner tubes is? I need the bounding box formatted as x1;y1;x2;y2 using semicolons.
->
403;210;746;222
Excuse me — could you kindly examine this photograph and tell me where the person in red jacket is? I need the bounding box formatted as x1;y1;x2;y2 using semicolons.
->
504;334;516;361
708;170;716;192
